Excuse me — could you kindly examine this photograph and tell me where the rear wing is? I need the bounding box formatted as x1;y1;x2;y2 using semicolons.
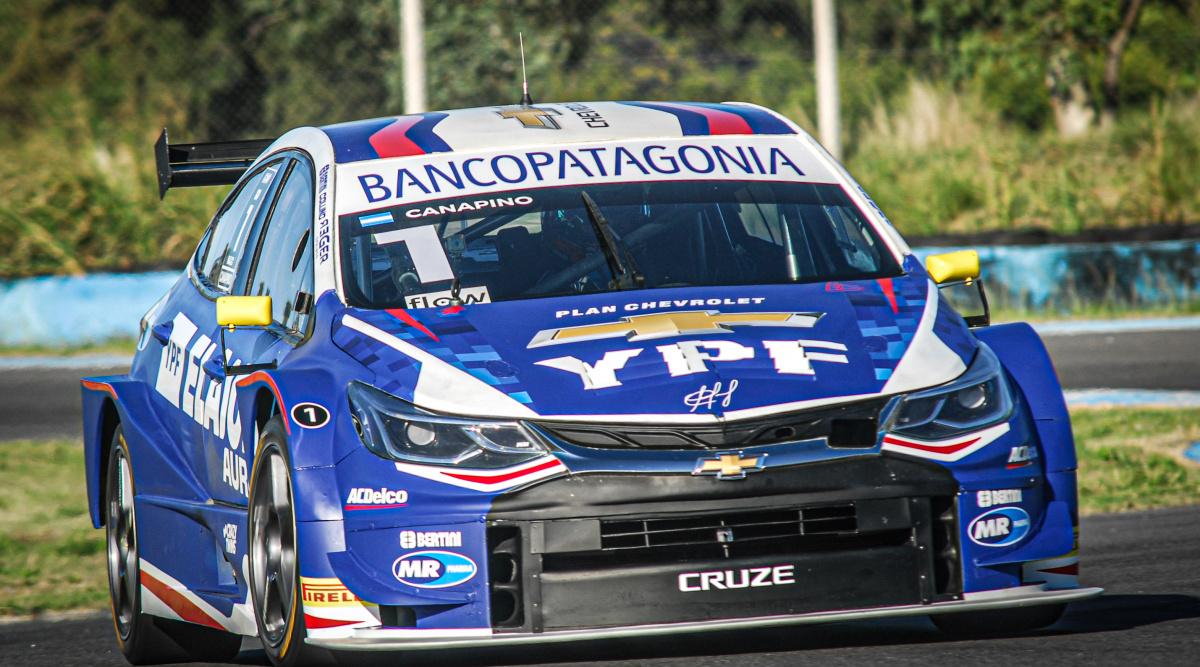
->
154;128;276;199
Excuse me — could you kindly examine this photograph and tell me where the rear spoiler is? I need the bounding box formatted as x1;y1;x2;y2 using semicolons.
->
154;128;276;199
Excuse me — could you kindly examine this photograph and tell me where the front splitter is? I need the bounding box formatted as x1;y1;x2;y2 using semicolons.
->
307;584;1102;652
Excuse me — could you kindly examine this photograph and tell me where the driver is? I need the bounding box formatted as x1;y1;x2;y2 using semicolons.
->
542;208;597;265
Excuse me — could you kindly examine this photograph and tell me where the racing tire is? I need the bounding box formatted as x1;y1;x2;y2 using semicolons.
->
930;602;1067;636
106;426;241;664
249;416;335;667
106;426;183;664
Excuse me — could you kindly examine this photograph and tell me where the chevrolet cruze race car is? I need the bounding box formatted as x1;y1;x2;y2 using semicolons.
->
82;100;1100;665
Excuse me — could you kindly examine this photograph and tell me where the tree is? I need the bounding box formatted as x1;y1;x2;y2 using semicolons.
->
917;0;1168;135
1101;0;1145;128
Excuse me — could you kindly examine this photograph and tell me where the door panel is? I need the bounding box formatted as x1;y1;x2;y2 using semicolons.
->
129;157;289;599
205;156;317;506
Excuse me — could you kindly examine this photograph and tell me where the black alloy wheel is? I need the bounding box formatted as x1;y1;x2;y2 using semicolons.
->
106;426;179;664
106;425;243;664
249;415;334;667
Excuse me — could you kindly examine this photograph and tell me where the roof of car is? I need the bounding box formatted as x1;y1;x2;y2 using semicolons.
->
318;101;797;165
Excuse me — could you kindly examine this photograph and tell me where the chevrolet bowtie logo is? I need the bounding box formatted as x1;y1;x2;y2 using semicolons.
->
528;311;822;348
496;106;562;129
693;452;766;480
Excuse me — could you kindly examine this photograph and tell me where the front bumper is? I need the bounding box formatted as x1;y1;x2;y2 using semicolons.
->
321;430;1070;640
481;456;962;632
308;584;1102;651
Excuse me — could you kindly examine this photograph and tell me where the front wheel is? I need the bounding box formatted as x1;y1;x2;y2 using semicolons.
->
930;602;1066;636
249;416;333;667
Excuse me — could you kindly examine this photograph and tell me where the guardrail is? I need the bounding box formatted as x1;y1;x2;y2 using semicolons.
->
2;239;1197;347
0;272;178;347
913;240;1200;311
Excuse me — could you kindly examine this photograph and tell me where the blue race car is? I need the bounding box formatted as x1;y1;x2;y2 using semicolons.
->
82;100;1100;665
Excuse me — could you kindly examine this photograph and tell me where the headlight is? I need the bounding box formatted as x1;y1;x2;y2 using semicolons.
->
888;345;1014;440
347;381;550;468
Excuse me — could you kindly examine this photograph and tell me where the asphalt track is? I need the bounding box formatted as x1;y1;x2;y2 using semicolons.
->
1;504;1196;667
2;326;1199;442
0;363;129;442
1040;328;1200;392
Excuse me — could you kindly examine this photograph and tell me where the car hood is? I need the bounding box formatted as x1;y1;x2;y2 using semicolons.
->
331;274;977;422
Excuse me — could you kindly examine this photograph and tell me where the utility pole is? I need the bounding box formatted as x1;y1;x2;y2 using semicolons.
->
813;0;841;161
401;0;427;114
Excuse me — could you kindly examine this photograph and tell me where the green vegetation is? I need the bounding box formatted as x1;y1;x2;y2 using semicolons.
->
0;123;228;277
849;83;1200;237
1072;407;1200;513
0;440;106;617
1;1;1198;278
0;338;137;358
1;410;1195;615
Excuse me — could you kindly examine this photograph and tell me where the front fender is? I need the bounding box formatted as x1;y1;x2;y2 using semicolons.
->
974;323;1076;474
82;378;121;529
81;376;209;529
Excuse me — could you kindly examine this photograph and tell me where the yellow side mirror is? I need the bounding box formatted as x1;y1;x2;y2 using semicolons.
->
216;296;272;328
925;250;980;284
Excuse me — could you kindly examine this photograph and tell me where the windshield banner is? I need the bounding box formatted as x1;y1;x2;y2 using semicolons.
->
335;137;838;216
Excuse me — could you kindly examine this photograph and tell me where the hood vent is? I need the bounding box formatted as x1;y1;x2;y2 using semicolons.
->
532;398;887;450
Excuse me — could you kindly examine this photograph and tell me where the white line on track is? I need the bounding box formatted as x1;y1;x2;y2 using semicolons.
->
1064;389;1200;409
0;355;133;371
1033;315;1200;337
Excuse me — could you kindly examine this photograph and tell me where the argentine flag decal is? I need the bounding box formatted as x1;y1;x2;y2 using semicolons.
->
359;211;395;227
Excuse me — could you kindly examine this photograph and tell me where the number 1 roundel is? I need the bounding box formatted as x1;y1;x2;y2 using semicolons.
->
291;402;330;429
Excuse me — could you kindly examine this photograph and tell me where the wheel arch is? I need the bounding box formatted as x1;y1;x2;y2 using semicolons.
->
95;398;122;528
254;387;280;438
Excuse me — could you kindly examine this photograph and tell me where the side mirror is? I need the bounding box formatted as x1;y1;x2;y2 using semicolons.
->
214;296;277;376
216;296;272;327
925;251;990;328
939;278;991;328
925;250;980;284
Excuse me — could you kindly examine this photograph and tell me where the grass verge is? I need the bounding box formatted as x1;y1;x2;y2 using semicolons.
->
1071;407;1200;514
0;338;137;358
0;440;106;617
1;409;1196;616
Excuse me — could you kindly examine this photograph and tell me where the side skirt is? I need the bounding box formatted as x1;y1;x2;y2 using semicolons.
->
140;559;258;636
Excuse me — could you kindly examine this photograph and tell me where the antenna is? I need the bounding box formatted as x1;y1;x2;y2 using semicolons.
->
519;32;533;106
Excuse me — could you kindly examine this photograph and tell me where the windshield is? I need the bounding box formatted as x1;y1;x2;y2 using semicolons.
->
339;180;901;310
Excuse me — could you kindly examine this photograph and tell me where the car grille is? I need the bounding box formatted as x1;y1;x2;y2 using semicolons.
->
532;398;887;450
544;502;911;573
600;504;857;550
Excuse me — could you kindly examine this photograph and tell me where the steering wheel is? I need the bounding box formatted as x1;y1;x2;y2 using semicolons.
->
392;269;422;295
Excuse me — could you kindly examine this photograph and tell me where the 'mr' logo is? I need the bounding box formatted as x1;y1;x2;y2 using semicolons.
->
396;560;440;579
495;106;562;129
972;517;1011;540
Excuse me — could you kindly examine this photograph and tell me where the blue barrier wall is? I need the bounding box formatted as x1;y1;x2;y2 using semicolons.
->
1;239;1197;347
0;272;178;347
913;240;1200;311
